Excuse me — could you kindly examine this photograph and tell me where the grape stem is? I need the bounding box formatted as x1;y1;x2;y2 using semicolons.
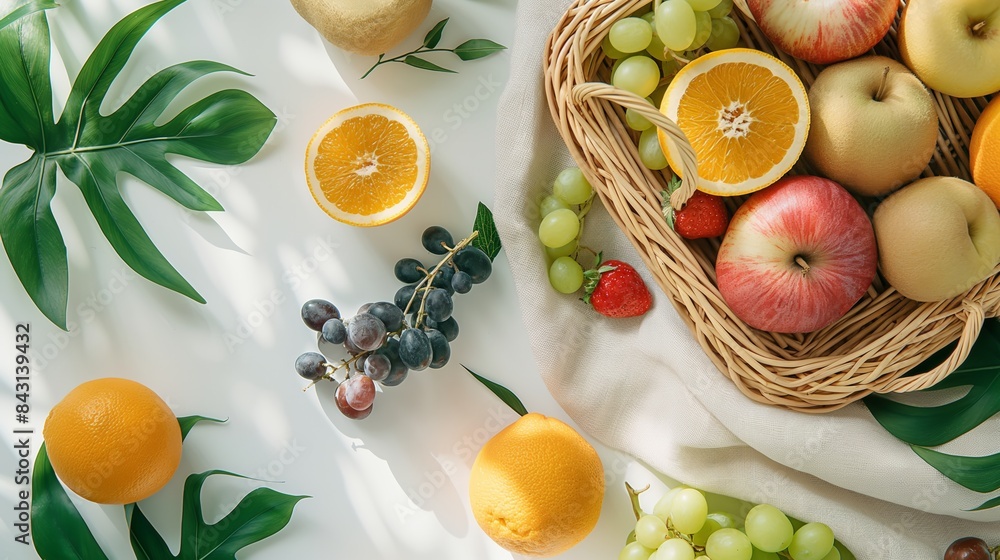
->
403;230;481;327
625;482;649;522
570;195;595;261
301;351;368;391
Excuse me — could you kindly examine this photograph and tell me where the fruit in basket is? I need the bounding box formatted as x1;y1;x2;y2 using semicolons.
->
306;103;429;227
664;178;730;239
804;56;938;197
971;96;1000;208
873;177;1000;302
613;55;661;97
659;49;809;197
716;176;878;333
611;17;654;53
43;378;182;504
583;256;653;318
469;413;604;556
899;0;1000;98
656;0;698;52
289;0;431;56
745;0;897;65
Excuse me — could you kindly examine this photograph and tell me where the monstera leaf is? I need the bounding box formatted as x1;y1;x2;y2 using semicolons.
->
0;0;276;329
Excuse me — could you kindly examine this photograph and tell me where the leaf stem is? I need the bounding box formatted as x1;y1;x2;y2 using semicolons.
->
361;47;459;78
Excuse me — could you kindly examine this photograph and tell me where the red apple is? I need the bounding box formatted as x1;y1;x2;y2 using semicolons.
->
716;176;877;333
746;0;899;65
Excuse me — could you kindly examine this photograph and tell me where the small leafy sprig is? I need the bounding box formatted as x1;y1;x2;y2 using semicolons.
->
361;18;506;79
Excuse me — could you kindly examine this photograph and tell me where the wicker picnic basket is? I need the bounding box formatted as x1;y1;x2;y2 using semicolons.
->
543;0;1000;412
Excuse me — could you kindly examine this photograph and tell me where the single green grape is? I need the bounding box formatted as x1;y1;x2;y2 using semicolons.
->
744;504;794;553
539;194;570;217
619;541;655;560
655;0;697;52
553;167;594;205
706;528;753;560
751;548;781;560
635;515;669;550
708;512;740;529
603;35;628;59
692;516;723;546
820;547;841;560
610;17;654;53
612;55;661;97
639;127;669;170
788;523;835;560
548;256;584;293
626;98;655;131
684;0;723;10
646;23;670;61
653;487;684;522
650;82;670;106
705;16;740;51
669;488;708;534
545;239;578;260
708;0;734;18
538;208;580;248
657;538;696;560
641;11;655;23
689;10;712;50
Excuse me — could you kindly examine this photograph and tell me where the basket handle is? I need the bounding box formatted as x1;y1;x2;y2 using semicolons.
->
572;82;700;212
877;300;986;394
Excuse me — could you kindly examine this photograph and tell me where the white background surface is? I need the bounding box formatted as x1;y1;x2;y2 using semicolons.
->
0;0;663;558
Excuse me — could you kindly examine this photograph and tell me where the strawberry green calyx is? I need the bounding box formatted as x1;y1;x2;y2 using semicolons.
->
582;252;616;305
662;176;684;230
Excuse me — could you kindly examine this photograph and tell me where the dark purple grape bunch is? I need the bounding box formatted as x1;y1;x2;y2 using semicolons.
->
295;226;493;420
945;537;997;560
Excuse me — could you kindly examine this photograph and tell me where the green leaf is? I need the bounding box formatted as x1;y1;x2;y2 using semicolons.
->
969;494;1000;511
453;39;506;61
172;470;308;559
0;0;56;31
865;319;1000;446
31;444;111;560
402;55;456;73
126;503;174;560
178;415;225;441
911;445;1000;493
0;2;54;148
0;0;276;327
471;202;502;261
422;18;448;48
463;365;528;416
0;155;68;328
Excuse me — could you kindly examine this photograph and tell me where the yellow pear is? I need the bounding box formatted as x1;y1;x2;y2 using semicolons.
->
290;0;432;56
874;177;1000;302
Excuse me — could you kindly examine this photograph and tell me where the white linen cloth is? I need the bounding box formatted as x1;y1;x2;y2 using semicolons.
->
491;0;1000;557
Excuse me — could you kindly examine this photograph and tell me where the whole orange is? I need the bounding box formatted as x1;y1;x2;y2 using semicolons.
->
971;96;1000;208
42;378;182;504
468;413;604;557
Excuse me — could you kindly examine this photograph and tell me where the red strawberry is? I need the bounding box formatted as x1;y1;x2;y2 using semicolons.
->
663;177;730;239
583;255;652;318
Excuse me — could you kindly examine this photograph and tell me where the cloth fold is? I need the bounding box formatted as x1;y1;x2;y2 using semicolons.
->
491;0;1000;556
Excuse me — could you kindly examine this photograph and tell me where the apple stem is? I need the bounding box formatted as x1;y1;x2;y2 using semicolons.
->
874;66;890;102
973;20;988;35
794;256;811;275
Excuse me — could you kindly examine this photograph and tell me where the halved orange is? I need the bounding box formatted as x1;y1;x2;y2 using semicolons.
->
659;49;809;196
306;103;430;226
